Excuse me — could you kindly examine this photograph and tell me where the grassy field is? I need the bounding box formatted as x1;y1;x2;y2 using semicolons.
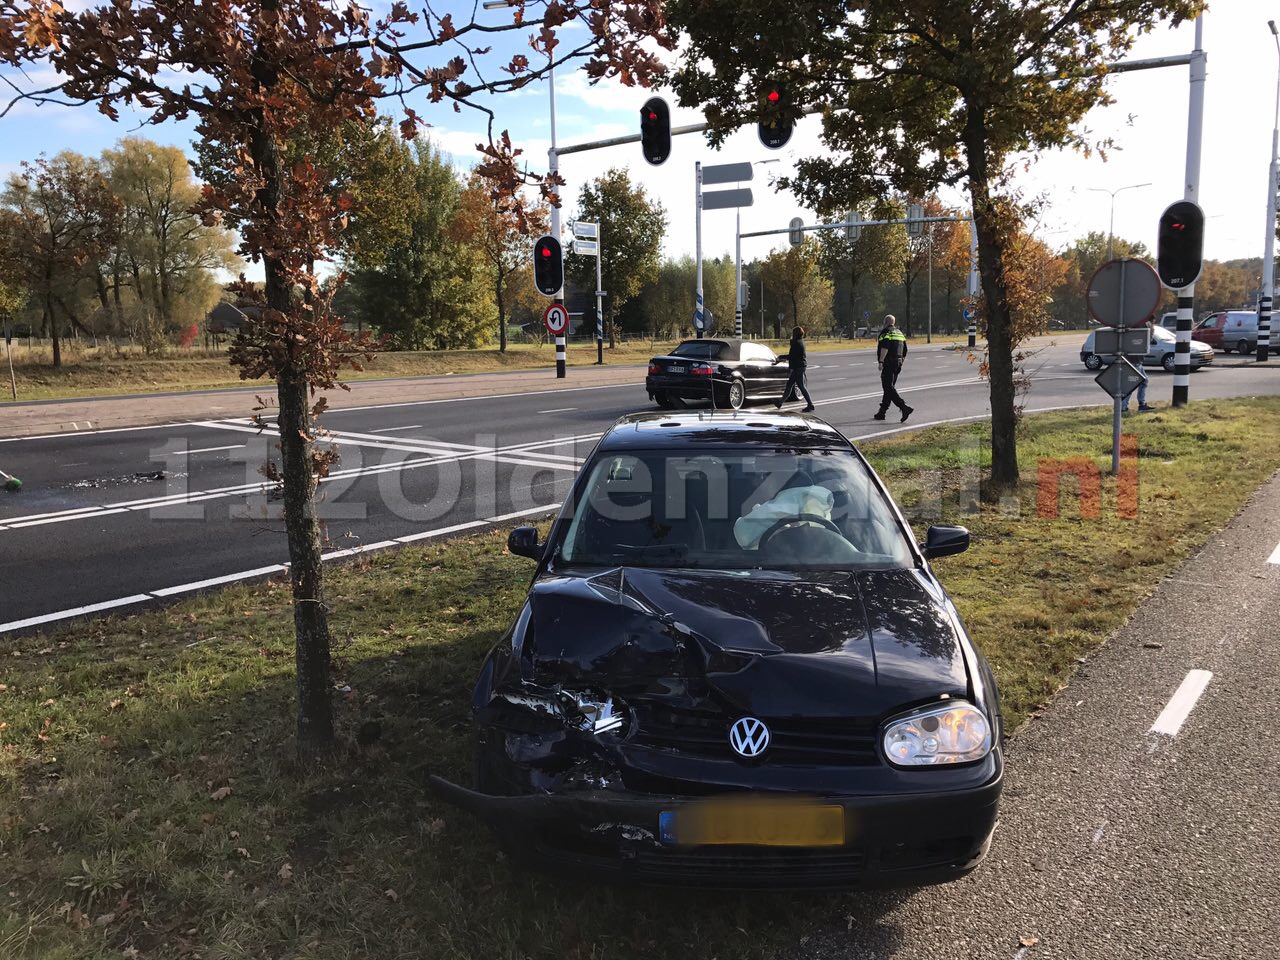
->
1;333;970;403
3;397;1277;959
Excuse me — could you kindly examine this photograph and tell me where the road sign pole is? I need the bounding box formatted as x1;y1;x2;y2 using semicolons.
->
1174;15;1205;407
735;207;743;337
596;223;604;364
695;161;704;339
1112;262;1128;474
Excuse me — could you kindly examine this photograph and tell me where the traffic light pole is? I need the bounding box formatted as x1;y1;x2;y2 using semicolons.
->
1173;16;1205;407
1258;20;1280;364
548;60;566;379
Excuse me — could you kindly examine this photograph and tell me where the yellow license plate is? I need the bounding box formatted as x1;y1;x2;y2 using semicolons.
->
660;798;845;847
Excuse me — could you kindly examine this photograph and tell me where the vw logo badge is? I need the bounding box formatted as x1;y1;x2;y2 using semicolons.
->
729;717;770;758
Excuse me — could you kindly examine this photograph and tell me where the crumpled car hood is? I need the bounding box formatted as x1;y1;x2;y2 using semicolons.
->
520;566;969;718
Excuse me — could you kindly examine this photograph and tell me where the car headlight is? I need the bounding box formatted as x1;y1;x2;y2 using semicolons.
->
882;701;991;767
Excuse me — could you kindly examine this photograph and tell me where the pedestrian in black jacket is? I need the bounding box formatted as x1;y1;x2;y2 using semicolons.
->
774;326;814;412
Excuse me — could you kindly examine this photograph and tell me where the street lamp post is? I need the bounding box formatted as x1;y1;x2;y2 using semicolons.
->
1086;182;1152;260
1257;19;1279;362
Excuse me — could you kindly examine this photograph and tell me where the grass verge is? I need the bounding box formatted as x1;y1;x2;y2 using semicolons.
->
1;335;967;403
3;397;1278;958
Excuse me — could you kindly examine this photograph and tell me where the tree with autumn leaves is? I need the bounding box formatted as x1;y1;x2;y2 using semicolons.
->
667;0;1204;489
1;0;670;759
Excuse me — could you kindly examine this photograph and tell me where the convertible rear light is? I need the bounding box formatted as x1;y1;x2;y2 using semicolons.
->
648;363;660;375
691;364;714;376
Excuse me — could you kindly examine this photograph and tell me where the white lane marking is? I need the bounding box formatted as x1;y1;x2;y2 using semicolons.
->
394;520;488;544
0;432;602;530
538;407;578;414
151;564;288;597
0;505;563;634
0;418;249;444
847;362;864;367
478;454;579;471
182;444;244;455
1267;542;1280;565
0;594;154;632
370;424;423;433
825;377;847;382
814;376;982;409
1149;669;1213;738
1092;821;1108;843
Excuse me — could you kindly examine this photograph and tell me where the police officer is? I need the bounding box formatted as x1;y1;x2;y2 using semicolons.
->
774;326;815;411
874;314;912;422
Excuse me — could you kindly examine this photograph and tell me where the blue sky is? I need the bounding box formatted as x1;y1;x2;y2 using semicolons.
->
0;0;1272;275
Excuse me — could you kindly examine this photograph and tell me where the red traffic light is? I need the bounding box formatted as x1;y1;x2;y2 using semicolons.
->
540;245;551;257
767;89;780;103
639;96;672;166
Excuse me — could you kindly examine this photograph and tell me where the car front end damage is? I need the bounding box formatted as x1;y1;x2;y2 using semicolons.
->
429;566;1003;889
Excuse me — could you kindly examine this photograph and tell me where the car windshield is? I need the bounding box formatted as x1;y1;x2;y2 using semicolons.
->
555;449;915;571
672;341;729;361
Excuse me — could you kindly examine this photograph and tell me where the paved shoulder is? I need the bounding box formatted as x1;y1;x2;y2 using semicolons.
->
798;471;1280;959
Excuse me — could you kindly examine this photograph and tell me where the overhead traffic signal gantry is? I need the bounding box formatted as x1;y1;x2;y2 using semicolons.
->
533;235;563;296
1156;200;1205;290
757;81;793;150
640;96;671;165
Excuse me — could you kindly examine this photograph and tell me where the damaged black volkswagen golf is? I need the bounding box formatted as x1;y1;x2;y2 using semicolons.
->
430;411;1003;888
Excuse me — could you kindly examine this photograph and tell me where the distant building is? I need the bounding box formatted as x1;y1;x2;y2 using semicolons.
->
206;302;249;335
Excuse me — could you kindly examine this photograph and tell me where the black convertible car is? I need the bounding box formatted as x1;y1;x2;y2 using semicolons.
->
645;338;791;410
431;411;1003;888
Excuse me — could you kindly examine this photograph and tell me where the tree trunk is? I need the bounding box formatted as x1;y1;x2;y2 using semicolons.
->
46;293;61;368
964;103;1019;490
496;278;507;353
249;17;335;760
275;362;335;757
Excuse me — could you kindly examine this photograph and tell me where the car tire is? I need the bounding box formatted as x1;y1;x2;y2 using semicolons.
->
1162;353;1176;373
654;392;675;409
727;378;746;410
1084;353;1103;371
1237;339;1252;355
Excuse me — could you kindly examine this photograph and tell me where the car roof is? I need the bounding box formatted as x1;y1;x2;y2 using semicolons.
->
597;411;853;453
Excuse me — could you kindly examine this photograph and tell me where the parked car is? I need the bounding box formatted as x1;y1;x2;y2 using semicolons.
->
1193;310;1265;354
645;338;791;410
1081;324;1214;372
431;411;1004;889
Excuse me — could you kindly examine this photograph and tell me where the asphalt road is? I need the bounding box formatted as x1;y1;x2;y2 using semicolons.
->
795;470;1280;960
1;337;1277;632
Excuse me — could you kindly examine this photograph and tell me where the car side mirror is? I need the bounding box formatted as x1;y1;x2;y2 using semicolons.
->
921;525;969;560
507;526;542;561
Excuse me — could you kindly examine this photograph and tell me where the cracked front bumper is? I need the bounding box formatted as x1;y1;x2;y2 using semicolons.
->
428;762;1002;890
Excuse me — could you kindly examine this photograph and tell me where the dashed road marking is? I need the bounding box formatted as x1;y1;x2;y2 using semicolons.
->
1267;542;1280;564
1149;669;1213;738
537;407;578;414
183;444;245;455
